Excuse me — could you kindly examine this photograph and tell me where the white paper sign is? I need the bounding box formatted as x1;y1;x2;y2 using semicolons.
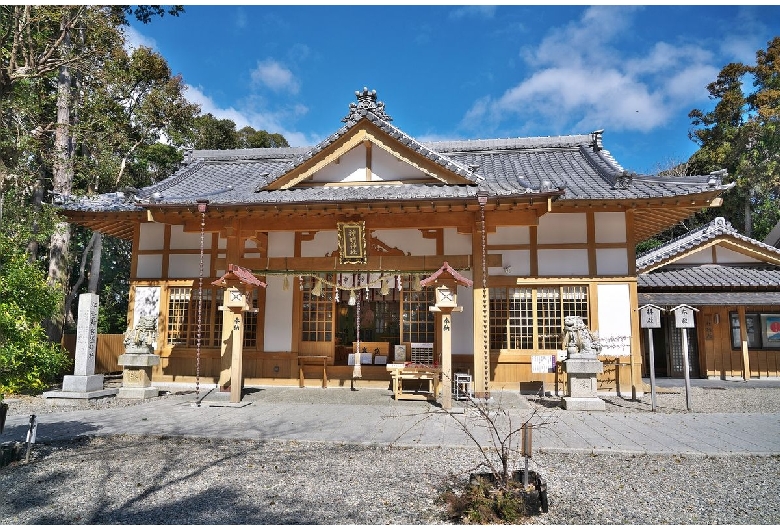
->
674;306;696;328
640;306;661;329
531;355;556;373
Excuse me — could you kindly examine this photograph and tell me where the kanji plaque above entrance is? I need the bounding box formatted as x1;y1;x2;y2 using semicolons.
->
337;221;367;264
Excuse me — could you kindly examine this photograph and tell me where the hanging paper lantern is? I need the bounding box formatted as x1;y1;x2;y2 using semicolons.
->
348;291;356;306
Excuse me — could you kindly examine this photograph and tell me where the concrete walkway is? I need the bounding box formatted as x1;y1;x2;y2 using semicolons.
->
2;381;779;457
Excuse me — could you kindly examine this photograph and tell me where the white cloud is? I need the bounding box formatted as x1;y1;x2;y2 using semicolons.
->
122;25;156;52
184;85;314;147
462;6;726;135
449;6;496;20
251;59;300;94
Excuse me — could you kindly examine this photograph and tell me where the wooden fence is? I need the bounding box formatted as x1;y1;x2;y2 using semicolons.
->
61;334;125;374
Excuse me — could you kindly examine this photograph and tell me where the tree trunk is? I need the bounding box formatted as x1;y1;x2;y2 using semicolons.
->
45;15;74;344
88;231;102;293
744;193;753;238
25;178;43;261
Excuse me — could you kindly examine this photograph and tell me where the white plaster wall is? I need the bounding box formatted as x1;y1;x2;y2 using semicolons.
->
311;145;365;182
373;229;434;255
594;212;626;243
264;275;293;351
169;254;211;279
268;231;295;257
301;230;337;257
596;283;632;356
136;255;162;278
138;223;164;250
169;224;208;249
538;249;589;276
675;248;714;265
537;213;587;244
489;226;531;245
491;250;531;276
218;236;227;250
716;246;761;264
596;248;629;276
452;270;474;355
443;228;472;254
372;148;427;181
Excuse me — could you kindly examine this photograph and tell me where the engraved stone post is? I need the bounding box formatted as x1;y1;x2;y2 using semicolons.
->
43;293;118;402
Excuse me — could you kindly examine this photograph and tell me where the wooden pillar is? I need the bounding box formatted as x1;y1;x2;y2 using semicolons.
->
737;306;750;380
219;287;248;403
438;306;461;410
219;225;242;392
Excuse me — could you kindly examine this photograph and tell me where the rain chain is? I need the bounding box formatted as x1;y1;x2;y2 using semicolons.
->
195;201;208;402
479;194;489;397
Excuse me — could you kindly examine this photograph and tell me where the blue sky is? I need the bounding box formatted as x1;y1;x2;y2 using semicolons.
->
126;5;779;175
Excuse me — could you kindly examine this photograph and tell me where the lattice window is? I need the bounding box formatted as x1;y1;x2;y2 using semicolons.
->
402;278;435;344
167;287;191;345
243;289;259;348
169;286;259;348
301;276;334;342
187;288;214;348
489;285;589;351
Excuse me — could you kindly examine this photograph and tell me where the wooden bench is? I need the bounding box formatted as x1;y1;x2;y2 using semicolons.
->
387;364;441;401
298;355;329;388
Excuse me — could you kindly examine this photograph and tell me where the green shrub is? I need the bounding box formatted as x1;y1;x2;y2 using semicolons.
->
0;254;72;394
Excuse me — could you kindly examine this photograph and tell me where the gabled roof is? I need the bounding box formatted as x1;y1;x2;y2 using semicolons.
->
637;217;780;273
58;88;733;241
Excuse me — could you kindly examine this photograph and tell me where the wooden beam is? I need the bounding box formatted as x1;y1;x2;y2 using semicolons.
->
229;254;502;274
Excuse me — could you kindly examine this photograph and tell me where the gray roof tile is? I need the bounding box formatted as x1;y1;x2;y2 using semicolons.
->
638;265;780;289
636;217;780;272
60;89;732;214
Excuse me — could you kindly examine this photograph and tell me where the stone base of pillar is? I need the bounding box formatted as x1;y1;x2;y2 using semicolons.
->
62;374;105;393
563;357;605;411
42;388;118;404
117;387;159;399
562;396;606;411
118;353;160;400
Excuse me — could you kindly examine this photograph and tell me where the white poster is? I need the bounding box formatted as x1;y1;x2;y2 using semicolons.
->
532;355;556;373
596;283;632;356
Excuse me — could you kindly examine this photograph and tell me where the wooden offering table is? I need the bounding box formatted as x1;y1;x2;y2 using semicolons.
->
298;355;329;388
387;364;441;401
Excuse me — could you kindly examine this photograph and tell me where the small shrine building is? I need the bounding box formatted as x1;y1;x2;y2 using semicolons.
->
60;88;732;397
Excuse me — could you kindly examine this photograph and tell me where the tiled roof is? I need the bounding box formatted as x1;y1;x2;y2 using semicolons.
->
638;265;780;289
60;89;732;214
636;217;780;272
638;292;780;306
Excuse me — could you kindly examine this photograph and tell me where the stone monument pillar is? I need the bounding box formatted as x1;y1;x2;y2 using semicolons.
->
561;315;605;411
117;316;161;399
44;293;118;402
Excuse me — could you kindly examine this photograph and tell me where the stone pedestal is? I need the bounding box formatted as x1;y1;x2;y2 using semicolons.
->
562;357;605;411
117;350;160;399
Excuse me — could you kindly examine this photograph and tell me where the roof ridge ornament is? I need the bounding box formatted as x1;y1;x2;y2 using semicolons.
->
342;87;393;123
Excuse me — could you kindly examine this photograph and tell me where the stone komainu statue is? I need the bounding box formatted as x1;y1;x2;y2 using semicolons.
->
123;316;158;348
561;315;602;357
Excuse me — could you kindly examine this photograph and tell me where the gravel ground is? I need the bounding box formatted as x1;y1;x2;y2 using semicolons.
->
1;382;779;524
